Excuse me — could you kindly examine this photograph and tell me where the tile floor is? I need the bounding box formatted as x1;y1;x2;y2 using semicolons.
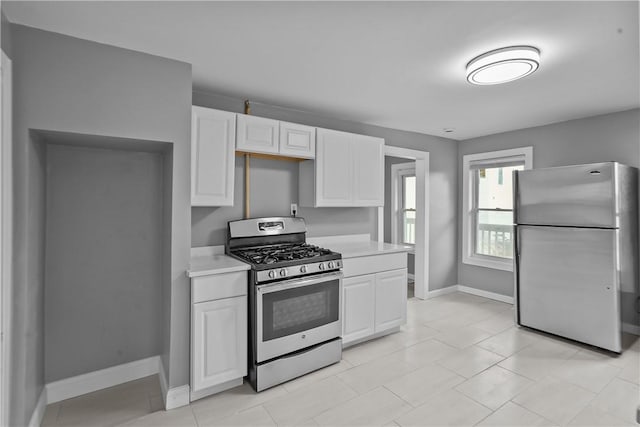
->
41;291;639;426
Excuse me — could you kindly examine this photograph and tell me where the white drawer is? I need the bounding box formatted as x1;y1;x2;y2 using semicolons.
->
342;252;407;278
192;271;248;303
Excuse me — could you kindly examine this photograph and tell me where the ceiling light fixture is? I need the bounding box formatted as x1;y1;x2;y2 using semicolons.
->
466;46;540;85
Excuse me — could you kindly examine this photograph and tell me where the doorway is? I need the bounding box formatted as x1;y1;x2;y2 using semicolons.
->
378;146;429;300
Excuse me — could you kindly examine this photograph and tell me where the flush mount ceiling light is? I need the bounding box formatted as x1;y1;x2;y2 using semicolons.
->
466;46;540;85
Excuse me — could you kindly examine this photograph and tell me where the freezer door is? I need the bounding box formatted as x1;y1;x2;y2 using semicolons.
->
515;162;616;228
516;226;621;352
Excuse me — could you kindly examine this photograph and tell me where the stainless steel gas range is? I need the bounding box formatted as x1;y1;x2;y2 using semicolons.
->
226;217;343;392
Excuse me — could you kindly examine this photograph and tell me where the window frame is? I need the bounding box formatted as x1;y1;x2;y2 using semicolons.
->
390;162;416;252
461;147;533;271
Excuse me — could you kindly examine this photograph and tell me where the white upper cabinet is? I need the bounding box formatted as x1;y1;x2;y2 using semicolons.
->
236;115;280;155
352;134;384;206
191;106;236;206
299;128;384;207
279;121;316;159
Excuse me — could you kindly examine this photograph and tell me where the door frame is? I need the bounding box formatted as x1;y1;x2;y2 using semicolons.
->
377;146;430;299
0;50;13;427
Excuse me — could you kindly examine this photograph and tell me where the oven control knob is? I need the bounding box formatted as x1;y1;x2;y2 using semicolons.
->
336;261;341;268
268;270;276;279
279;268;287;277
328;261;335;269
300;265;307;273
318;263;325;270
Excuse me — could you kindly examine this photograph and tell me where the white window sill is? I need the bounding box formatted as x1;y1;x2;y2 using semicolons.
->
462;255;514;272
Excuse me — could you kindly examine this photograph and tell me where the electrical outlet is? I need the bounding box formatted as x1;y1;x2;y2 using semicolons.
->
290;203;298;217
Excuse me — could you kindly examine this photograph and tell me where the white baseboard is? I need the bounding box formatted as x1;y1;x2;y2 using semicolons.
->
158;357;190;410
425;286;458;299
622;322;640;336
457;285;514;304
407;273;415;281
46;355;160;404
28;388;47;427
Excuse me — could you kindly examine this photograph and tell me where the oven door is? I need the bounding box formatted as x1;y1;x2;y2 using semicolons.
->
256;271;343;363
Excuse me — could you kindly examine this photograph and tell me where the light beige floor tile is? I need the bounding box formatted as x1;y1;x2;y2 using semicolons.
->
616;357;639;384
554;350;622;393
191;382;288;425
118;406;197;427
263;377;357;425
282;359;353;392
473;314;516;335
590;378;639;424
434;325;493;349
498;339;579;380
337;339;458;394
437;345;504;378
342;335;405;366
384;363;466;407
387;324;440;347
512;376;596;425
455;365;533;410
426;309;495;332
395;389;491;426
202;405;276;426
567;404;635;426
313;387;412;426
476;402;555;426
607;346;639;369
55;387;153;427
476;327;544;357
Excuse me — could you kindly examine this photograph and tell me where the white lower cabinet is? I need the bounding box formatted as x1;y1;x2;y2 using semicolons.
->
374;269;408;332
342;274;376;344
191;271;247;401
342;253;408;346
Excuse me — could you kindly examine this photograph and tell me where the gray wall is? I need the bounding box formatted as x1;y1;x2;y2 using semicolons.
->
1;12;11;57
458;108;640;325
10;24;191;425
44;144;164;382
384;156;415;275
192;91;458;290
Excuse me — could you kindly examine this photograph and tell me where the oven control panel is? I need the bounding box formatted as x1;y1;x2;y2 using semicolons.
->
257;260;342;283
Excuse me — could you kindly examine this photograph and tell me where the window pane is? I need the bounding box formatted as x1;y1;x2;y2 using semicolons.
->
477;165;523;209
403;176;416;210
403;210;415;244
475;210;514;258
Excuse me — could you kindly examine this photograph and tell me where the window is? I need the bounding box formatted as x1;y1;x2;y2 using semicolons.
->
462;147;532;271
391;162;416;247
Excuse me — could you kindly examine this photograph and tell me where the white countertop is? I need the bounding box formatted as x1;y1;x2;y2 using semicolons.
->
308;235;412;259
187;246;250;278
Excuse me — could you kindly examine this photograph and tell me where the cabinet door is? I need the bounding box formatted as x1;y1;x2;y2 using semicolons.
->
191;107;236;206
352;135;384;206
315;128;352;206
342;274;375;345
374;269;407;333
279;121;316;159
236;115;280;155
192;296;247;392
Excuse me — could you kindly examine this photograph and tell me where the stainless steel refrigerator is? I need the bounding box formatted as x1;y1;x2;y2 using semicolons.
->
514;162;638;352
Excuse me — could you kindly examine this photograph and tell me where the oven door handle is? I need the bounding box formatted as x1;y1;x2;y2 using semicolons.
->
256;271;343;294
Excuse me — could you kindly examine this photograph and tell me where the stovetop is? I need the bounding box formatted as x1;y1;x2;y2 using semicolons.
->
230;243;340;270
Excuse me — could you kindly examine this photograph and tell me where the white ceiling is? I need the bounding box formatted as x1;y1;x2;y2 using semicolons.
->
4;1;639;140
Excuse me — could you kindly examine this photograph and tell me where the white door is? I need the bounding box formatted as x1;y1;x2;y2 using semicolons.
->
517;226;620;352
352;135;384;206
374;269;407;333
279;121;315;159
342;274;375;345
191;107;236;206
192;296;247;392
236;115;279;155
316;129;352;206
